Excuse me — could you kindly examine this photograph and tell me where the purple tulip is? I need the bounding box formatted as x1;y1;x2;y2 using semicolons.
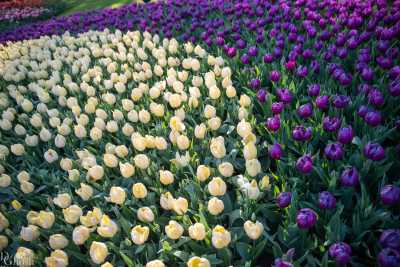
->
380;229;400;250
308;84;320;97
378;248;400;267
364;110;382;127
277;192;292;208
389;80;400;96
226;47;237;58
337;126;354;144
292;125;312;141
273;258;293;267
323;116;342;132
297;103;313;119
266;116;281;132
276;88;293;104
361;67;374;81
368;89;385;107
340;167;359;187
318;191;336;209
332;95;350;109
296;208;317;229
256;89;267;103
364;142;385;161
285;60;296;71
296;155;313;174
324;142;344;160
329;242;352;265
316;95;329;110
240;54;250;64
271;102;284;114
380;185;400;205
263;53;274;63
357;105;370;118
269;143;283;160
248;46;258;57
269;70;281;82
250;78;261;90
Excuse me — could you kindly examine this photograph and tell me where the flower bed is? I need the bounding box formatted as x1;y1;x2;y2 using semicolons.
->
0;7;51;22
0;0;399;266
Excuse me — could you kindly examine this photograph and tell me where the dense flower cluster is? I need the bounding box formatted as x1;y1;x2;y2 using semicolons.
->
0;0;399;266
0;30;272;266
0;7;51;22
0;0;42;10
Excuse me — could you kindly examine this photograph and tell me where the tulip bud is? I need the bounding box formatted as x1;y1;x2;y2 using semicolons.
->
244;220;264;240
188;223;206;241
165;220;184;240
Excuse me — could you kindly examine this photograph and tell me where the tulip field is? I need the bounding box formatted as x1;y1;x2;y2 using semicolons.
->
0;0;399;266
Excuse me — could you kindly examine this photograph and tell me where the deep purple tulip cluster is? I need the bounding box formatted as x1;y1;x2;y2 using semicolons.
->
329;242;352;265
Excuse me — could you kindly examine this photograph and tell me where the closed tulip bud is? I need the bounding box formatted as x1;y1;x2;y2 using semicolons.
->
208;117;221;130
218;162;234;177
187;256;210;267
45;250;69;267
132;183;147;199
172;197;189;215
137;207;154;223
20;225;40;241
131;225;150;245
244;220;264;240
134;154;150;169
107;186;126;205
212;225;231;249
90;241;108;264
239;94;251;107
159;170;174;185
76;183;93;201
188;223;206;241
177;135;190;150
15;247;35;266
0;174;11;187
194;123;207;139
160;192;174;210
97;215;118;238
277;192;292;208
208;177;227;196
246;159;261;177
269;143;282;160
146;260;165;267
165;220;184;240
73;225;90;245
363;142;385;161
296;208;317;229
245;180;261;199
119;162;135;178
11;143;25;156
208;197;224;215
0;235;8;250
53;193;72;208
377;248;400;267
103;153;118;168
87;165;104;181
329;242;352;265
63;205;83;224
20;180;35;194
210;136;226;158
49;234;69;250
380;185;400;205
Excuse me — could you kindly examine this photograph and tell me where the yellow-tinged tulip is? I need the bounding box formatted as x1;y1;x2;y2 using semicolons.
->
76;183;93;201
207;177;227;196
146;260;165;267
165;220;184;240
80;207;102;227
87;165;104;181
187;256;210;267
0;174;11;187
90;241;108;264
134;154;150;169
245;159;261;177
244;220;264;240
72;225;90;245
210;136;226;159
132;183;147;199
20;225;40;241
196;165;210;182
212;225;231;249
15;247;35;267
101;262;114;267
0;235;8;250
137;207;154;223
260;175;271;190
11;199;22;210
63;205;83;224
218;162;234;177
160;192;174;210
207;197;224;216
107;186;126;205
49;234;69;250
159;170;174;185
119;162;135;178
131;225;150;245
53;193;72;208
45;250;68;267
27;210;55;229
172;197;189;215
188;223;206;241
97;215;118;238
